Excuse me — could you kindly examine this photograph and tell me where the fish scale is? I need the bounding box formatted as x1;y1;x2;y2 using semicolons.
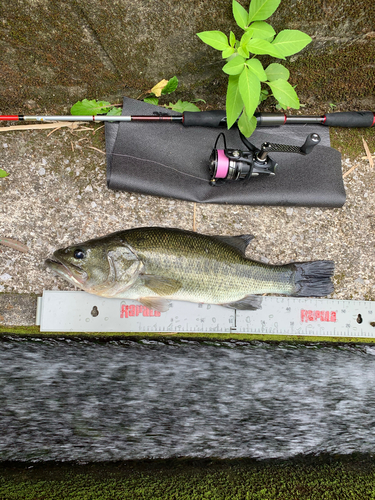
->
45;227;334;311
123;228;294;301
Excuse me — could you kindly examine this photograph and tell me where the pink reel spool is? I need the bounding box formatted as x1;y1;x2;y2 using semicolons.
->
214;149;229;179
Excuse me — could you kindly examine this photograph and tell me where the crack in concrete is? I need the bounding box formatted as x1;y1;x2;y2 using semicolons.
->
75;5;122;80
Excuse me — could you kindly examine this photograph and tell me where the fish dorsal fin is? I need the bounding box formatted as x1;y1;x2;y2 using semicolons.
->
141;275;182;296
213;234;255;255
221;294;262;310
139;297;170;312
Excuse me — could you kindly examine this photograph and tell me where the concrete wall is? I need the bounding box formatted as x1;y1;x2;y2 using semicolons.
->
0;0;374;113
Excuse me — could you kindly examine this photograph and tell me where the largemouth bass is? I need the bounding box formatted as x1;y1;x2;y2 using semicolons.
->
45;227;334;311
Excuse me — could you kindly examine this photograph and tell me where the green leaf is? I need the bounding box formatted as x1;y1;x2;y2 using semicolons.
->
222;47;235;58
167;100;200;113
226;75;244;129
197;31;229;51
246;38;285;59
230;31;236;47
267;79;300;109
233;0;249;29
106;106;122;116
272;30;312;57
246;58;267;81
238;45;249;58
258;89;269;104
265;62;290;81
238;111;258;137
143;97;159;105
248;0;282;23
0;168;9;178
239;66;261;118
246;21;276;40
276;102;288;110
223;55;246;75
70;99;112;115
240;29;254;47
161;76;179;95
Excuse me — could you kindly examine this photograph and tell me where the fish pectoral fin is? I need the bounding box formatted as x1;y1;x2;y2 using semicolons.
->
141;275;182;296
139;297;170;312
221;295;262;310
213;234;255;255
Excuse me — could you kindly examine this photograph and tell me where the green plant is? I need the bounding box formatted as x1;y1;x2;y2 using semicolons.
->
70;99;122;116
70;77;201;116
0;169;8;178
197;0;311;136
143;76;201;112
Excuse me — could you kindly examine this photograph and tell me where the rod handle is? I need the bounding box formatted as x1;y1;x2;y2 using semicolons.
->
183;110;227;127
324;111;375;128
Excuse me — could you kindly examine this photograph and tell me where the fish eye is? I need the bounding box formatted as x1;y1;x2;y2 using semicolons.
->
74;249;86;259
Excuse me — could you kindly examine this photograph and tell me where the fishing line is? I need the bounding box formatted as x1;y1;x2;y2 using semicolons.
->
109;151;210;183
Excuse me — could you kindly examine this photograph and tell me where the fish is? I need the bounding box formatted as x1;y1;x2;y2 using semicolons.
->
45;226;334;312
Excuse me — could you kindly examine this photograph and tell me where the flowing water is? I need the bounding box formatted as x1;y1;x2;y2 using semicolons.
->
1;337;375;462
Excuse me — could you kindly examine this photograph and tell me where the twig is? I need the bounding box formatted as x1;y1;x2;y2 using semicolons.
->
193;203;196;231
85;146;106;154
343;164;359;178
93;125;105;134
47;126;93;137
0;122;84;133
47;126;64;137
362;137;374;169
0;237;28;253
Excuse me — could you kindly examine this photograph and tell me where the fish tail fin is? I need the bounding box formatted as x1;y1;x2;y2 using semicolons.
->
292;260;334;297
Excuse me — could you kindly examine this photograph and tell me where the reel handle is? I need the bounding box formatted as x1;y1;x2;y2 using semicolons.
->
256;133;321;161
300;133;321;154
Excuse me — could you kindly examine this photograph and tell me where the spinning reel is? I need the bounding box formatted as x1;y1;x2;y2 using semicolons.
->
209;131;321;185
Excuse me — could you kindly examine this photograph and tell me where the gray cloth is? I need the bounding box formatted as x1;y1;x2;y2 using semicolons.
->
105;98;346;207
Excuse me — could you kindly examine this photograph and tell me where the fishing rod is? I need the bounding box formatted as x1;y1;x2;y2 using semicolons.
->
0;110;374;128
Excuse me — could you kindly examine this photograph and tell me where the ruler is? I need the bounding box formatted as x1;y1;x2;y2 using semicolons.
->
36;291;375;337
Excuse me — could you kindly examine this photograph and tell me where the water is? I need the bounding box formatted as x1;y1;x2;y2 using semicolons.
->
1;337;375;462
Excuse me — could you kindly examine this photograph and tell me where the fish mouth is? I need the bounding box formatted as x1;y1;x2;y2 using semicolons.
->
45;257;86;286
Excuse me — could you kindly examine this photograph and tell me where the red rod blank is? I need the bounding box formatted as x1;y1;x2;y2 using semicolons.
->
0;116;21;121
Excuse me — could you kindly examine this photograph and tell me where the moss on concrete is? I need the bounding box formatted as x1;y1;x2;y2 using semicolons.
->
330;127;375;159
1;325;375;344
0;0;374;112
288;42;375;106
1;456;375;499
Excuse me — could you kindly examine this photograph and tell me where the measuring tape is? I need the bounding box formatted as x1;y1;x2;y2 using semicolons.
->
36;291;375;337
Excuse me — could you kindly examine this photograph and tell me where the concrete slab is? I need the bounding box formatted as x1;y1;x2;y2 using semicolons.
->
0;122;374;329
